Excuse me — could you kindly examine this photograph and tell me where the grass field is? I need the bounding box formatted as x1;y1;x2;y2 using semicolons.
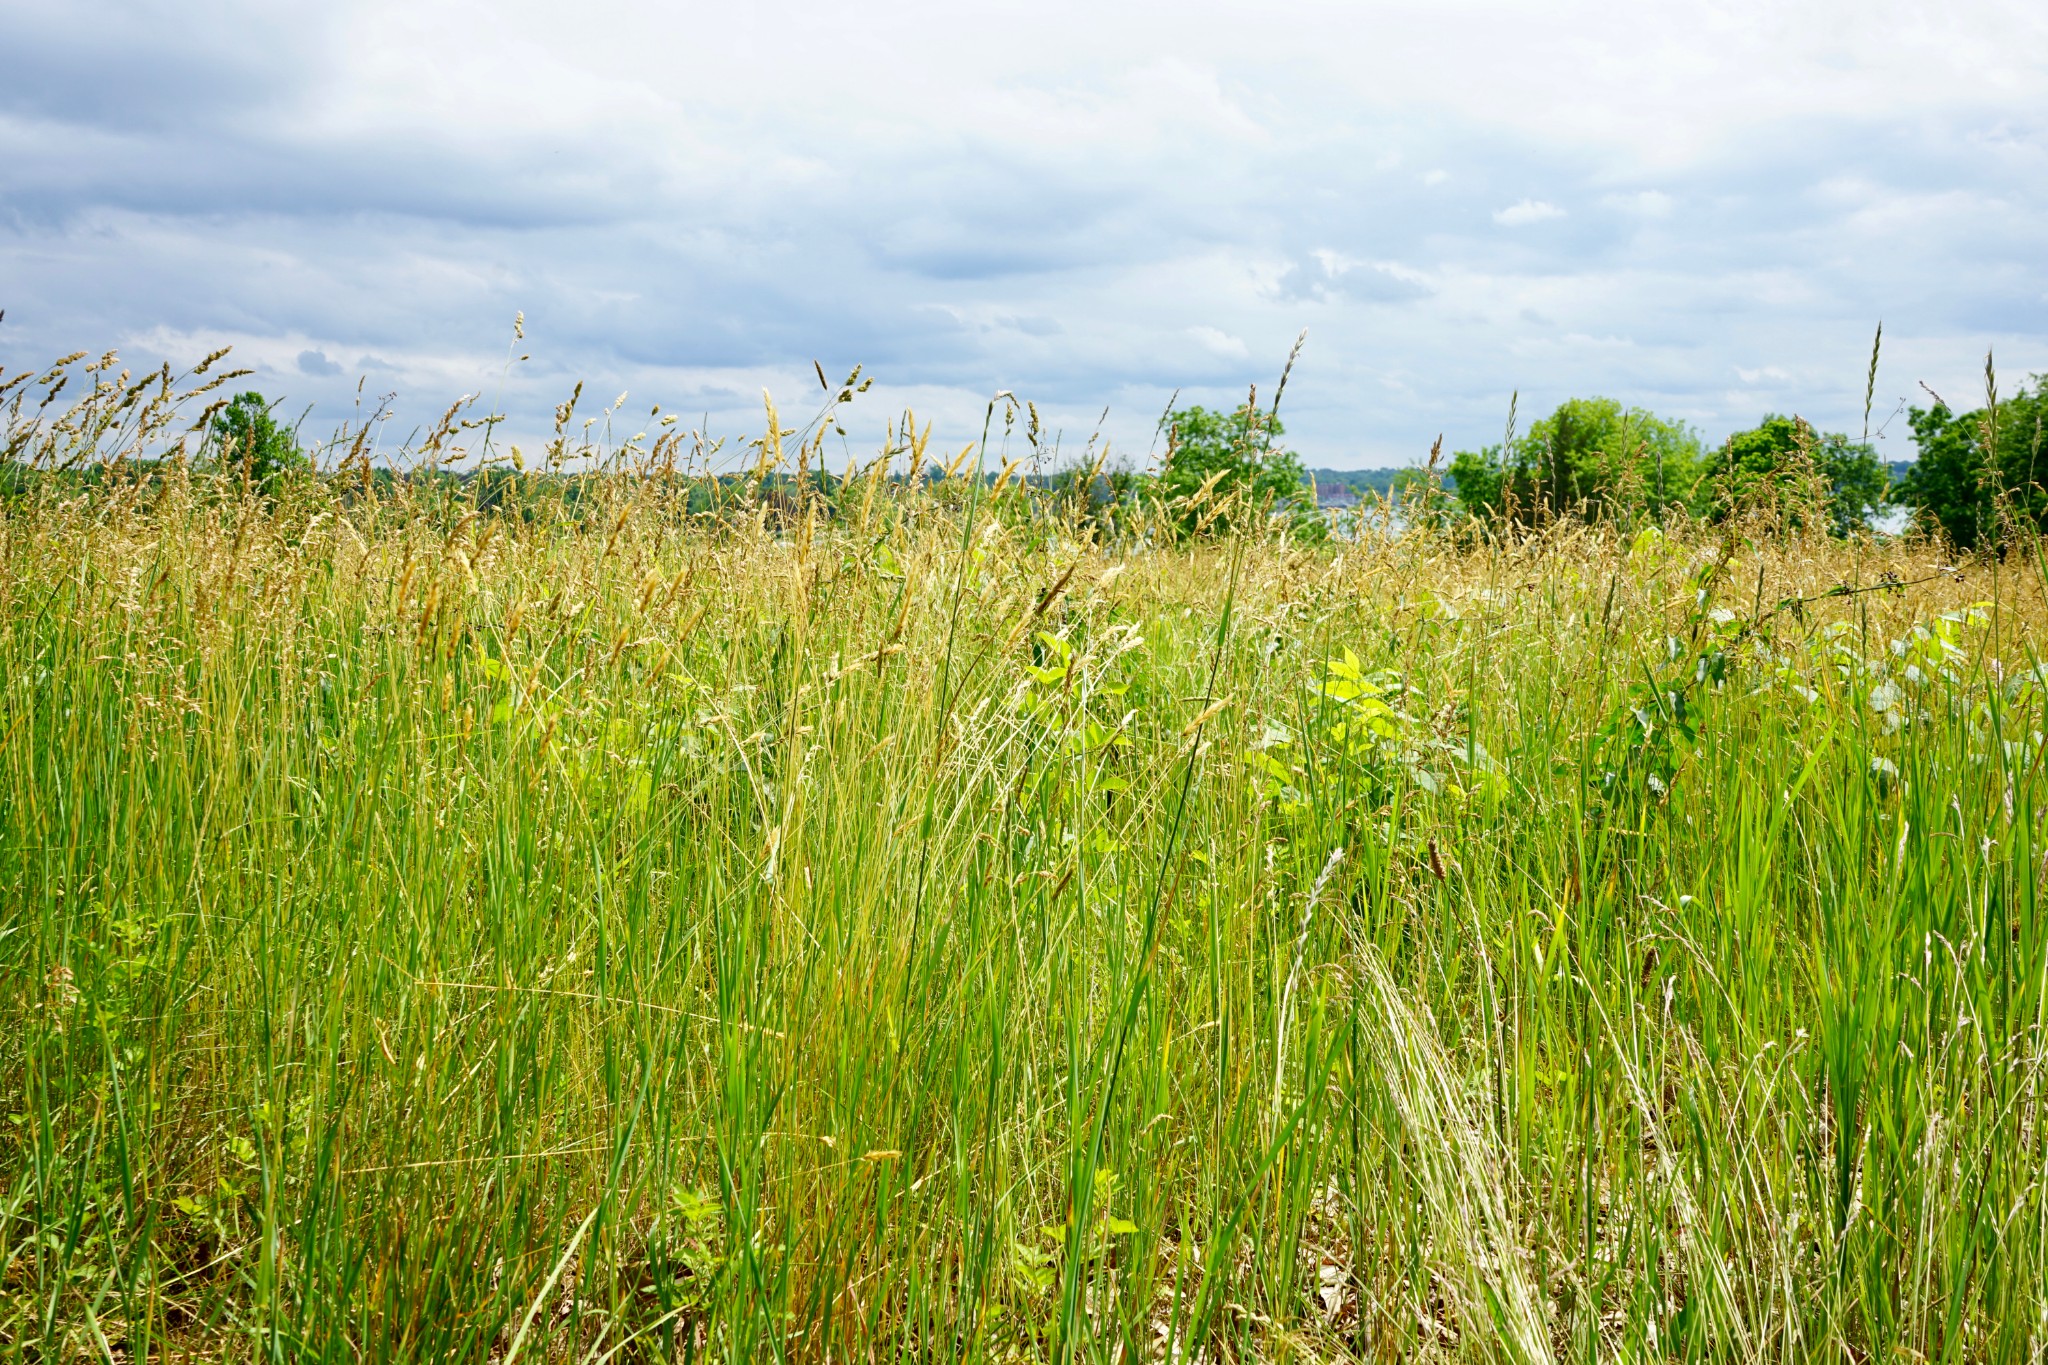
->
5;357;2048;1361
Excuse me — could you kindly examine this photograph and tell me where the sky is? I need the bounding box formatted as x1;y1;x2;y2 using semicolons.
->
2;0;2044;470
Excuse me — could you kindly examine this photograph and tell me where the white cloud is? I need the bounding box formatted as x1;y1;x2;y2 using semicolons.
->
1494;199;1567;226
1187;326;1251;360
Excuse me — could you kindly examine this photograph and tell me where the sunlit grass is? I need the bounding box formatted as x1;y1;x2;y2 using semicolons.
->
4;353;2047;1361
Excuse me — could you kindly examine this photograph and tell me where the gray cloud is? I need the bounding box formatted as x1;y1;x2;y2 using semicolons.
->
0;3;322;132
2;1;2044;467
1272;254;1435;306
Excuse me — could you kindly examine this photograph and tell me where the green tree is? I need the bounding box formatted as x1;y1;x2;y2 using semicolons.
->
1449;397;1701;525
1155;403;1320;539
1706;414;1889;534
1446;446;1507;520
1894;377;2048;550
210;391;310;493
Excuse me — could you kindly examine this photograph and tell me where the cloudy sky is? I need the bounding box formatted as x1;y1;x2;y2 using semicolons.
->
3;0;2044;468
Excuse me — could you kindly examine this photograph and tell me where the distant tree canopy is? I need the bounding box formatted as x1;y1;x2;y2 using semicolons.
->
1155;403;1320;539
1448;398;1702;525
210;392;310;493
1707;414;1889;535
1447;399;1900;535
1894;377;2048;550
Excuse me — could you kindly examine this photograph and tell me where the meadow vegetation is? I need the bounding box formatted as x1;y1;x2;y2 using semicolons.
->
4;348;2048;1361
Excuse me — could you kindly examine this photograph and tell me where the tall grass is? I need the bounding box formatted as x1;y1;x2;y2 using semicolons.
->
3;352;2047;1361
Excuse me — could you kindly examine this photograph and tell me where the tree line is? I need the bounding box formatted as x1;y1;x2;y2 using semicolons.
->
1161;377;2047;550
37;379;2047;553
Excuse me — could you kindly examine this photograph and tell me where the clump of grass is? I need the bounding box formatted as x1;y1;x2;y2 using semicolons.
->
3;350;2046;1361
